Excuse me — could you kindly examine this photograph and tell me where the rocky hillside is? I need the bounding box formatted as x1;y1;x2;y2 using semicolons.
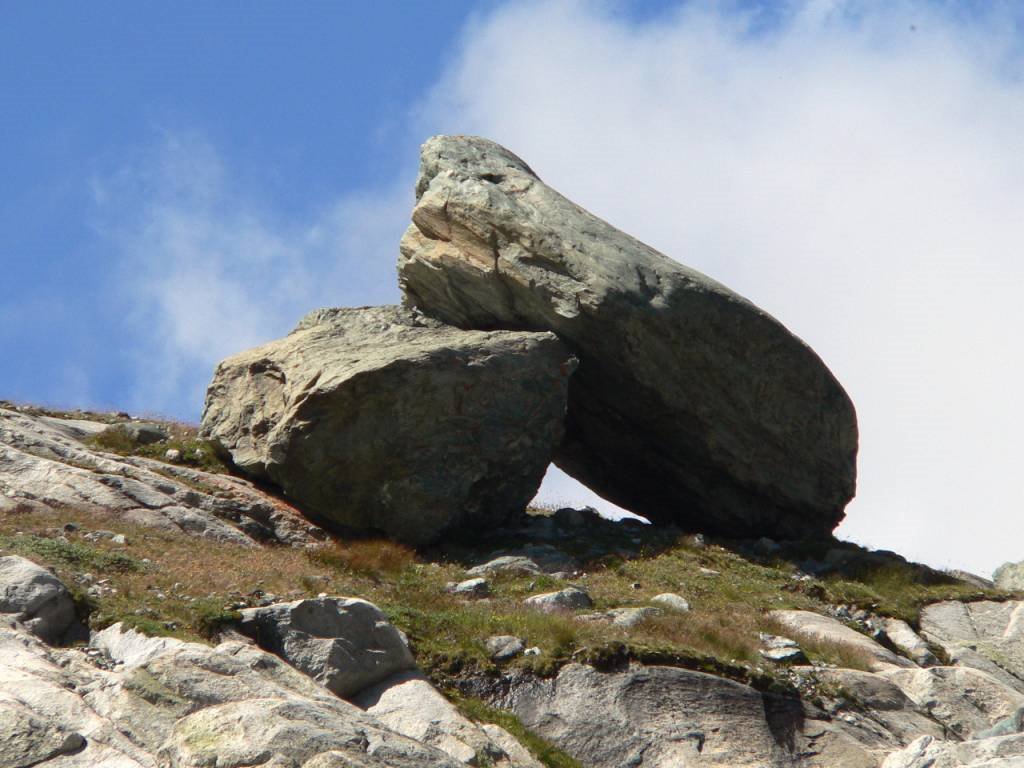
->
3;136;1024;768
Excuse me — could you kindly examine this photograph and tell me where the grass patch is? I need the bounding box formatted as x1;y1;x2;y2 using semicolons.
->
0;533;141;573
88;423;231;475
450;693;583;768
308;539;417;579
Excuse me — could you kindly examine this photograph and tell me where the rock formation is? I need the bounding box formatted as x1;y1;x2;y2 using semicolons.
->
0;406;320;546
399;135;858;538
201;306;575;544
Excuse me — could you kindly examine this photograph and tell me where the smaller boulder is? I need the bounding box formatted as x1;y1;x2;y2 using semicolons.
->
524;587;592;613
0;555;77;643
994;561;1024;591
608;607;662;628
239;597;415;699
758;634;807;664
448;578;490;598
468;556;542;578
486;635;525;661
651;593;690;612
877;617;938;667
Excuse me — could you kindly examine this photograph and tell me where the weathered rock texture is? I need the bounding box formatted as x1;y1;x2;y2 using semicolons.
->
494;661;939;768
239;597;416;699
920;600;1024;687
201;305;575;544
0;620;463;768
399;135;858;538
0;555;77;643
0;407;319;547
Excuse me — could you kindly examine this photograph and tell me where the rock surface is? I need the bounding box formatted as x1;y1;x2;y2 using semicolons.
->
770;609;915;671
882;733;1024;768
398;134;858;538
993;561;1024;591
0;619;463;768
878;618;938;667
239;597;416;699
0;555;77;643
523;586;592;612
920;600;1024;686
201;305;575;544
0;406;320;547
354;670;535;767
496;661;932;768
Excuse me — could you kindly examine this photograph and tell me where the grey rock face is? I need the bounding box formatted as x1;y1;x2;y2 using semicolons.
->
239;597;416;699
354;670;534;767
499;661;925;768
993;561;1024;591
523;587;592;612
201;306;575;544
882;733;1024;768
920;600;1024;686
0;621;461;768
882;666;1024;739
449;577;490;598
759;634;807;664
878;617;938;667
398;135;858;539
0;555;77;643
0;407;321;547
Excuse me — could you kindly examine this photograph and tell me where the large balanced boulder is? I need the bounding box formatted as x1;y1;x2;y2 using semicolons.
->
399;135;858;538
201;305;575;544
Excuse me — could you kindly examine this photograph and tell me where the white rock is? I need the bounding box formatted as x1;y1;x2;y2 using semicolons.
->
651;593;690;612
0;555;77;643
523;587;592;613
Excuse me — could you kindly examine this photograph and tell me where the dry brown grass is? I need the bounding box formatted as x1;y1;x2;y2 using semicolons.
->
308;539;417;578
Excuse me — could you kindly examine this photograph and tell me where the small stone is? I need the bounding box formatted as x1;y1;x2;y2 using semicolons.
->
699;567;720;576
523;646;541;656
164;449;182;462
524;586;593;613
630;582;642;590
651;593;690;612
449;578;490;598
62;522;79;533
607;606;662;628
486;635;525;661
467;556;542;578
111;533;127;545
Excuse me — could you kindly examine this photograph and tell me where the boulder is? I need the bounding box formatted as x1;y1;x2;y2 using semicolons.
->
486;635;525;661
239;597;416;699
448;577;490;598
398;135;857;538
993;561;1024;591
201;306;575;544
0;555;77;643
651;592;691;612
523;587;592;612
467;556;542;578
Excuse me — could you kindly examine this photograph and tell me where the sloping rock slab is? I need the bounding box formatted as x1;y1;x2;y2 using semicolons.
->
399;135;857;538
495;662;926;768
1;620;462;768
921;600;1024;686
770;609;915;672
883;733;1024;768
201;305;575;544
0;407;320;546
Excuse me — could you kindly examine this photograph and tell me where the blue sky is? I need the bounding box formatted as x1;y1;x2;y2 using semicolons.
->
4;1;1024;574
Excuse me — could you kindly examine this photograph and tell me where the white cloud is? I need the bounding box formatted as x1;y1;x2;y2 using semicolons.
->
418;0;1024;574
94;132;409;418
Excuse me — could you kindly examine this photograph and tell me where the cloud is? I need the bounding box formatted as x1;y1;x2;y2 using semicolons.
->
417;0;1024;573
93;131;409;418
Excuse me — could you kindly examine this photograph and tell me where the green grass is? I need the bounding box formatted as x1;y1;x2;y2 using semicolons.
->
0;533;142;573
89;426;232;475
450;693;583;768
